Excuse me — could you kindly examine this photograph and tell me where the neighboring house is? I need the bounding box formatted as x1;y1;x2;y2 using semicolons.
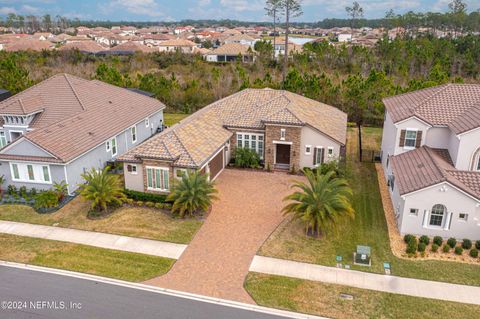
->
338;34;352;42
270;37;303;58
380;84;480;240
0;74;165;195
119;88;347;194
157;39;197;53
143;33;174;47
223;34;257;47
5;39;54;52
59;41;107;54
205;43;255;63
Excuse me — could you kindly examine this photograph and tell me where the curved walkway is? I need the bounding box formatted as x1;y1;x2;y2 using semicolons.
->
146;169;303;304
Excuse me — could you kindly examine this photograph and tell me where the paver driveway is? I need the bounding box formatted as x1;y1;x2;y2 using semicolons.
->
145;169;303;303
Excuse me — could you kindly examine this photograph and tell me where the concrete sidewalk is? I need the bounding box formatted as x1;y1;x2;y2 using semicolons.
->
250;255;480;306
0;221;186;259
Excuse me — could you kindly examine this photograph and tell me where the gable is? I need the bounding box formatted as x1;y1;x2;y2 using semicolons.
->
1;138;55;158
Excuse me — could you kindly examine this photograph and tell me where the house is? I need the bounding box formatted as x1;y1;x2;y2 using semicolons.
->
107;41;156;55
205;43;255;63
269;37;303;58
119;89;347;194
59;41;107;54
0;74;165;195
32;32;54;41
380;84;480;240
223;34;257;47
157;39;197;53
338;34;352;42
4;39;54;52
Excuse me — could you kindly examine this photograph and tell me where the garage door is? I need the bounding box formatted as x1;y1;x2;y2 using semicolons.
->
208;149;224;181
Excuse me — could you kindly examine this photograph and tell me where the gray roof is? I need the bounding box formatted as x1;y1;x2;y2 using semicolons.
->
383;84;480;134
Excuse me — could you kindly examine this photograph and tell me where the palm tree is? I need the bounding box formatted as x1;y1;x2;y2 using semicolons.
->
167;171;218;218
78;167;126;213
283;170;355;237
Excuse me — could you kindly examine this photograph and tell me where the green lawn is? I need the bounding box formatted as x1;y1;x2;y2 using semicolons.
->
164;113;189;127
245;273;480;319
0;233;174;282
0;197;202;244
259;127;480;286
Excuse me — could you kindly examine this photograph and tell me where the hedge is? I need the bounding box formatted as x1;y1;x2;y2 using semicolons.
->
124;189;168;203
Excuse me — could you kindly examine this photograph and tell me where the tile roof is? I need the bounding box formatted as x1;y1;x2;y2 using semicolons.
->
5;39;54;52
0;74;165;163
383;84;480;134
108;41;157;53
59;41;107;53
119;89;347;168
158;39;196;47
390;146;480;200
210;43;253;56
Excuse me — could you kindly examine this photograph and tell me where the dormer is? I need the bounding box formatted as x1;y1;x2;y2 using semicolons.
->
0;95;45;130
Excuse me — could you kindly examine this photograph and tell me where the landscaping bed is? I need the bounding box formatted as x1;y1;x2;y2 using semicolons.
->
0;233;174;282
257;127;480;286
245;273;480;319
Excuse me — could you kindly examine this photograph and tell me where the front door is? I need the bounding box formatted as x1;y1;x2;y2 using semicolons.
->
276;144;291;165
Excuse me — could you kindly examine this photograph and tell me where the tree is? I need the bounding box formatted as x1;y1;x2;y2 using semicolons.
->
279;0;303;83
265;0;282;60
167;171;218;218
79;167;126;213
42;14;52;31
0;55;33;94
283;170;355;237
448;0;467;36
345;1;364;31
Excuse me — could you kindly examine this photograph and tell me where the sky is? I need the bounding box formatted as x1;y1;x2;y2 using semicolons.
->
0;0;478;22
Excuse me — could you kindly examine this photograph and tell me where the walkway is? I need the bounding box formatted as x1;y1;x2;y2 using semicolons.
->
0;220;186;259
250;255;480;306
146;169;304;304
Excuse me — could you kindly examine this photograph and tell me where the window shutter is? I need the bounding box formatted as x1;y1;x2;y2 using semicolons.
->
422;210;429;228
444;212;453;230
313;148;317;165
399;130;406;147
321;148;325;164
415;131;422;148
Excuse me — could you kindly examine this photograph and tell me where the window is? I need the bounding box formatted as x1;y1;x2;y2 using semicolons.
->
314;147;324;166
387;175;395;191
429;204;446;227
328;147;334;157
305;145;312;155
126;164;137;174
409;208;418;216
10;163;51;184
236;133;264;159
145;118;150;127
131;126;137;143
459;213;468;221
280;129;286;141
146;167;169;191
0;132;6;148
106;141;111;152
404;130;417;148
110;138;117;156
477;157;480;171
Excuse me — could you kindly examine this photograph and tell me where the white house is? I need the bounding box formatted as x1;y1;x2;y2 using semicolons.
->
338;34;352;42
380;84;480;240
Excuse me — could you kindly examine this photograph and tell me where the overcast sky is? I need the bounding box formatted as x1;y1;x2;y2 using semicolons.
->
0;0;478;22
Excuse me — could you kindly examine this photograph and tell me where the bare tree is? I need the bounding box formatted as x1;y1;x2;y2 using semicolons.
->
345;1;364;32
265;0;282;60
279;0;303;84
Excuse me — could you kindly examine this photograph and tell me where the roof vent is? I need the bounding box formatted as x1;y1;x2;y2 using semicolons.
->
417;163;425;168
88;132;94;136
109;101;113;104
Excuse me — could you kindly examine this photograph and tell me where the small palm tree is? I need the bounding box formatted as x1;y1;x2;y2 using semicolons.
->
79;167;126;213
53;180;68;202
283;170;355;238
167;171;218;218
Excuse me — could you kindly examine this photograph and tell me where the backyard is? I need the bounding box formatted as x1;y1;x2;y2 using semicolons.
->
164;113;189;127
257;127;480;286
245;273;480;319
0;233;174;282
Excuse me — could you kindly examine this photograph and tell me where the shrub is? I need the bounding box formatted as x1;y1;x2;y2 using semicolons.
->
406;237;418;254
7;185;17;196
154;203;163;209
476;240;480;250
136;201;144;206
125;198;134;205
30;188;37;196
419;235;430;245
124;189;167;203
462;239;472;250
233;147;260;168
442;244;450;253
417;242;426;252
447;237;457;248
163;202;173;210
433;236;443;246
34;191;59;209
431;243;439;252
79;168;125;213
404;234;415;244
19;186;27;198
470;248;478;258
145;201;155;208
454;246;463;255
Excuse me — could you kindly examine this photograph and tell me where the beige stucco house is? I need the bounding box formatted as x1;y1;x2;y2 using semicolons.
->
119;88;347;194
380;84;480;240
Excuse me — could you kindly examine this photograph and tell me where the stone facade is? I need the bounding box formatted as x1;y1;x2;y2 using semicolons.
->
264;124;302;171
141;159;174;194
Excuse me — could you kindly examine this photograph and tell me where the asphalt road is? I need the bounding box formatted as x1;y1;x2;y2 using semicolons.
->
0;266;302;319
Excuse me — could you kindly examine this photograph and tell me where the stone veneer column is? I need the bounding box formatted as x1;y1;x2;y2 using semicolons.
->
264;124;302;171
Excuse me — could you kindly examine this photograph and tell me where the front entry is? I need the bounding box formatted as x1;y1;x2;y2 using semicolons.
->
275;144;291;165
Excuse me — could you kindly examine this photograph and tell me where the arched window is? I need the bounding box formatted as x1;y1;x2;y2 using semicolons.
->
430;204;446;226
472;148;480;171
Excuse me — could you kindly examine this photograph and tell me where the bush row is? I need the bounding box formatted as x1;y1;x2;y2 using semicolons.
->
124;189;168;203
404;234;480;258
124;198;172;210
